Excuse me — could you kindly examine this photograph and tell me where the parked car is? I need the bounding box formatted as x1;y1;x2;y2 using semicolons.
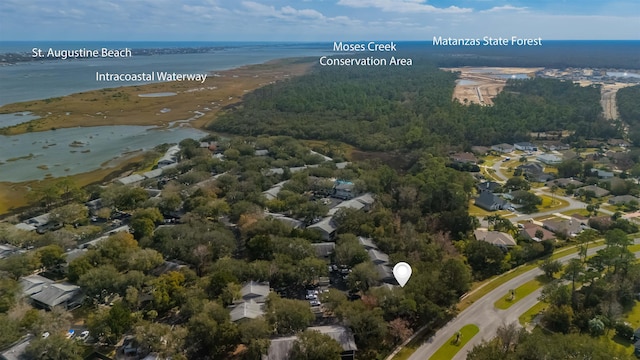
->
77;331;90;341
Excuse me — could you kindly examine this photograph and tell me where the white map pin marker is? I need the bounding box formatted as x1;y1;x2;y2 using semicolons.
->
393;262;412;287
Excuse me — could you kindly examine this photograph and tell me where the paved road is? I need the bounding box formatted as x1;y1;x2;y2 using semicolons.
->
407;244;609;360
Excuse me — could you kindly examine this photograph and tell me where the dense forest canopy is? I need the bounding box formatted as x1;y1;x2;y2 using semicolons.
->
617;85;640;146
210;59;617;151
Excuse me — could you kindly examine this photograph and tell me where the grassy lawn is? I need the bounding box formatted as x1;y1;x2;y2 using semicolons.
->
561;208;591;217
539;195;570;212
429;324;479;360
519;302;548;326
494;278;547;310
393;327;438;360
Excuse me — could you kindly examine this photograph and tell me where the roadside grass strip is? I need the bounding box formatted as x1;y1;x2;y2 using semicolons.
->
494;278;545;310
518;302;547;326
429;324;479;360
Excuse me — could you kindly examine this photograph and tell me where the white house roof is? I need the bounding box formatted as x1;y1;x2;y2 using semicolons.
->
230;301;264;322
354;193;375;206
240;281;270;303
473;229;516;247
311;242;336;258
368;248;390;263
328;199;365;216
143;168;164;179
14;223;36;231
116;174;145;185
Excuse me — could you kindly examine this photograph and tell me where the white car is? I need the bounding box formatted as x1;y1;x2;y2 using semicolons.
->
77;331;90;341
42;332;50;339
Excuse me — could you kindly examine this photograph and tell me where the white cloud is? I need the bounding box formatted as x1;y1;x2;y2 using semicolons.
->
337;0;472;14
480;5;529;13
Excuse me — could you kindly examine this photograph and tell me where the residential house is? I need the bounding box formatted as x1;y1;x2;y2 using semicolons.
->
239;281;270;303
150;260;187;277
255;149;269;156
473;229;517;249
266;213;304;229
514;142;537;151
229;300;265;323
1;336;33;360
262;325;357;360
328;199;366;216
307;217;338;241
471;146;490;155
311;242;336;260
358;237;377;250
0;244;19;260
517;163;553;182
545;178;584;188
263;181;288;201
540;141;570;151
157;145;180;168
116;174;145;186
376;264;395;283
609;195;640;205
491;143;515;153
30;283;83;310
577;185;610;198
536;153;563;165
449;152;478;164
608;138;630;147
519;223;556;242
368;249;390;265
542;219;583;238
474;191;507;211
353;193;375;211
590;169;614;179
333;181;356;200
335;162;351;169
20;274;54;296
476;181;501;193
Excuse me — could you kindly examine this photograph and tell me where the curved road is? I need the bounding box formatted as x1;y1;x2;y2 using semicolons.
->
407;244;613;360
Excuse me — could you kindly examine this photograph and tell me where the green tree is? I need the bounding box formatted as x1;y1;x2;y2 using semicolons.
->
465;241;506;279
36;244;65;270
0;278;19;313
130;207;163;239
87;301;133;345
539;258;562;279
23;333;83;360
347;262;379;292
289;330;343;360
265;293;314;335
186;300;239;359
49;203;88;225
335;234;368;267
238;318;271;359
132;321;187;358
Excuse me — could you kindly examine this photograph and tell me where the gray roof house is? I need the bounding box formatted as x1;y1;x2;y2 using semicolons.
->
474;191;507;211
491;143;515;153
542;219;583;237
358;237;377;250
514;142;537;151
262;325;357;360
609;195;640;205
229;300;265;322
311;242;336;259
307;217;338;241
368;249;390;264
333;181;356;200
590;169;614;179
328;199;365;216
1;336;33;360
546;178;584;188
0;244;19;260
577;185;610;198
536;153;563;165
473;229;517;248
240;281;270;303
20;274;54;297
30;282;83;310
376;264;395;283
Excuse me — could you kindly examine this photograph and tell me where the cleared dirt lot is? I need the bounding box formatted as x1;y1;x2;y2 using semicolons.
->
443;67;543;106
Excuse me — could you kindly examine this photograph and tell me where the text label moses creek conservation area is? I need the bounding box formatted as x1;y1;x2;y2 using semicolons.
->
95;72;208;83
319;41;412;66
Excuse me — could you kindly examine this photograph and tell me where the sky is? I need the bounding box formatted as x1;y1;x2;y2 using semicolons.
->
1;0;639;41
